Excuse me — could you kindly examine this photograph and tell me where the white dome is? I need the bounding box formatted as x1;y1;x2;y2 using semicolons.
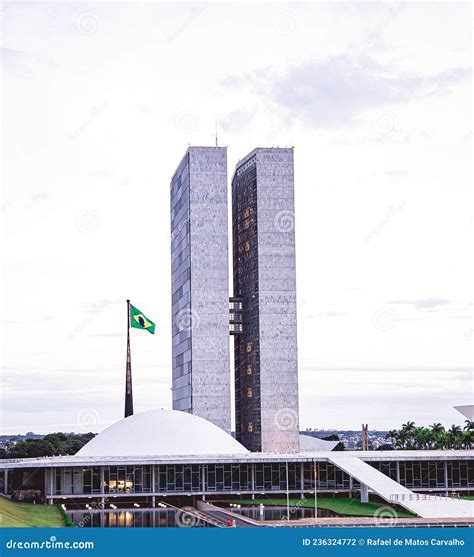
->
77;409;249;457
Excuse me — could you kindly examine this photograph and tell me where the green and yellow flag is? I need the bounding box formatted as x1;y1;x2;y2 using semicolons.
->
130;304;155;334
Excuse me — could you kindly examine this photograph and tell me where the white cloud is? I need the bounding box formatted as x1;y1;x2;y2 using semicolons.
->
222;55;470;129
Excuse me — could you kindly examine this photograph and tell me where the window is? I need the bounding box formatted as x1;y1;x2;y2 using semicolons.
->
246;342;252;352
248;422;253;433
247;387;253;398
246;365;252;375
244;241;250;251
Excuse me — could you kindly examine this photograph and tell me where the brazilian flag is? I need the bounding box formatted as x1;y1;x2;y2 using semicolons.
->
130;304;155;334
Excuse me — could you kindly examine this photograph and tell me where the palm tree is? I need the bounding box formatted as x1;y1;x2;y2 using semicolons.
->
398;421;416;449
413;427;424;449
395;429;408;449
422;427;434;449
461;430;472;449
386;421;467;450
414;427;434;450
385;429;398;446
463;420;474;431
430;423;445;435
447;425;463;449
433;430;448;450
428;423;445;449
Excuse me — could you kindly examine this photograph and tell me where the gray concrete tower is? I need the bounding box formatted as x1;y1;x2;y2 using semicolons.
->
170;146;231;433
232;147;300;452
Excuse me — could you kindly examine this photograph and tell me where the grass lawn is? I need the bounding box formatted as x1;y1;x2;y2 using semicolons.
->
461;496;474;500
230;497;415;518
0;496;65;528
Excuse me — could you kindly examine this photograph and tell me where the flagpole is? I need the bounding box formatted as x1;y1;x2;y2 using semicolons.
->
124;299;134;418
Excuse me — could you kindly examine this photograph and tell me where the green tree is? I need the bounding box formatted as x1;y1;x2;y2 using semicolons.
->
413;427;433;450
402;421;416;432
398;422;417;449
27;440;56;457
461;430;472;449
433;430;448;450
43;433;69;455
430;423;445;435
384;422;466;451
463;420;474;431
385;430;398;446
0;432;96;459
447;425;463;449
395;430;408;449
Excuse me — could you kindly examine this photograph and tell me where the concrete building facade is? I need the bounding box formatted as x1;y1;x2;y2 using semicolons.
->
1;412;472;520
232;148;300;452
170;146;231;433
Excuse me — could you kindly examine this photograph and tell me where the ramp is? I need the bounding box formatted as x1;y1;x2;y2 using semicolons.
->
329;456;473;519
159;501;225;528
197;501;262;527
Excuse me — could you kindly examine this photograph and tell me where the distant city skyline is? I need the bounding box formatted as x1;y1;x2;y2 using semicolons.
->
1;2;472;433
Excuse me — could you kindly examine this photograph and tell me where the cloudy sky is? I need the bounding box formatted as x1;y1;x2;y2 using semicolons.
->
1;1;472;434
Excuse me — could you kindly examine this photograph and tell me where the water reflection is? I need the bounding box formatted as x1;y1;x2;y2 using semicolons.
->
68;509;214;528
236;506;334;521
68;505;334;528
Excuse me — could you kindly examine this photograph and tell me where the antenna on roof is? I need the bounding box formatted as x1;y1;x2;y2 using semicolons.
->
215;121;219;147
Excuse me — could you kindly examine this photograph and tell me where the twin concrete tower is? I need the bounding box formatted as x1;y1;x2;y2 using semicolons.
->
170;146;299;453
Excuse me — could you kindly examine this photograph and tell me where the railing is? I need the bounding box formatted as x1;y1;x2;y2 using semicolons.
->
390;492;461;502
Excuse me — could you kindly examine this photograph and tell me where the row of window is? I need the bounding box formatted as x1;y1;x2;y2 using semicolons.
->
370;461;474;489
52;463;356;495
51;461;473;496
